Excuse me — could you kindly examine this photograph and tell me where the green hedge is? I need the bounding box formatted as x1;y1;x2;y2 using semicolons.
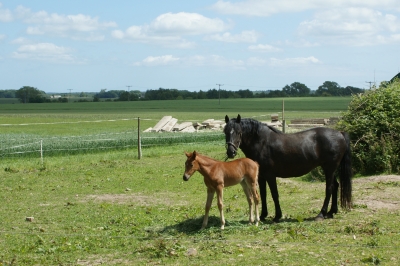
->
337;80;400;174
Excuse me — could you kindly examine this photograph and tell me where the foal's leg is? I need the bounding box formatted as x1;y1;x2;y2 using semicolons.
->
249;179;260;226
202;187;215;230
215;185;225;229
240;180;254;224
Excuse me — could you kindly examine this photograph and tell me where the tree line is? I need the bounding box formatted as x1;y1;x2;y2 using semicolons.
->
1;81;365;103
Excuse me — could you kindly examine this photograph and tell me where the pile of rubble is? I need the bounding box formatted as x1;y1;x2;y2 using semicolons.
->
143;116;225;133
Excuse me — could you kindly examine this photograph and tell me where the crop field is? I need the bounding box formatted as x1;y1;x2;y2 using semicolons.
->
1;97;399;265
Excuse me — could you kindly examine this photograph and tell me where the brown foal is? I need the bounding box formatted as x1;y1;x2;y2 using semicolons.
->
183;151;260;230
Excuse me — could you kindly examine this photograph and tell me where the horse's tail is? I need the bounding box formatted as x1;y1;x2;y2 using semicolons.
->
339;131;352;210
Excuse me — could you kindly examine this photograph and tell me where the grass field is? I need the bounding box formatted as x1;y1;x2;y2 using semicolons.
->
2;97;399;265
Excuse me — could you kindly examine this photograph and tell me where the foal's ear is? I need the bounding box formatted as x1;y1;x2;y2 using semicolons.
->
236;114;241;123
225;115;229;123
185;151;191;158
192;150;197;158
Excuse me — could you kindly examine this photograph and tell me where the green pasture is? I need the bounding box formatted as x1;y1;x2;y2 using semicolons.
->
1;97;399;265
1;143;399;265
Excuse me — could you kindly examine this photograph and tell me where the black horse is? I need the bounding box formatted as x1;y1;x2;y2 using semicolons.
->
224;114;352;222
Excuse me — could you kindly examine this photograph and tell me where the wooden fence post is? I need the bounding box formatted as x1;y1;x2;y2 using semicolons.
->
138;117;142;159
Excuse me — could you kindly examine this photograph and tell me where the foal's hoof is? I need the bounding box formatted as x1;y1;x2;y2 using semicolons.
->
315;214;324;222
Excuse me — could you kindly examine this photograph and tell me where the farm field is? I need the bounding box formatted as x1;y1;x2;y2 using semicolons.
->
1;97;399;265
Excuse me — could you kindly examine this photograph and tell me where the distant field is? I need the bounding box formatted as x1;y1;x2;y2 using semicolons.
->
0;97;351;134
1;97;351;158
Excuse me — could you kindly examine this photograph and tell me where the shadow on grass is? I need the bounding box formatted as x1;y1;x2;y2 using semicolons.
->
160;215;264;235
158;215;319;236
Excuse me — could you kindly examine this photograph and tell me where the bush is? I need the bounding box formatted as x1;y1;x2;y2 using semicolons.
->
336;80;400;174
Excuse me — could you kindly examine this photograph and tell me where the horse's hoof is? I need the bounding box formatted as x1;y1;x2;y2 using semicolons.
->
326;213;334;219
272;218;280;223
315;215;324;222
220;226;225;230
260;216;267;222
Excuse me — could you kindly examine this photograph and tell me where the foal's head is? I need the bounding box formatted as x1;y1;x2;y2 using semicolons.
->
183;151;200;181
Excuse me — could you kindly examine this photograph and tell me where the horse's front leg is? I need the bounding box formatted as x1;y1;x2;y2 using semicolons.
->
201;187;215;230
267;177;282;222
258;173;268;221
215;185;225;229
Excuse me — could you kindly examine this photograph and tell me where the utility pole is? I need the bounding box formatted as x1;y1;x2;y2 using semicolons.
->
216;84;223;105
365;81;373;90
126;85;132;101
68;89;73;102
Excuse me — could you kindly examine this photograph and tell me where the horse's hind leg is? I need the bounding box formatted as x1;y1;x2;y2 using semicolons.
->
327;179;339;218
316;167;335;221
202;187;215;230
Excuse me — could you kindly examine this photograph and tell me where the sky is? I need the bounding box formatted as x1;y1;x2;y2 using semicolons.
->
0;0;399;93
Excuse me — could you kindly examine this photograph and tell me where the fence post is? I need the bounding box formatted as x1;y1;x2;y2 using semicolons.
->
40;140;43;165
138;117;142;159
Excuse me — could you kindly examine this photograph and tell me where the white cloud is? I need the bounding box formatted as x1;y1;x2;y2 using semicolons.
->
135;55;180;66
12;42;77;62
0;34;6;41
149;12;228;35
208;30;259;43
113;12;229;48
248;44;282;52
0;3;13;22
270;56;321;66
12;5;116;41
211;0;399;17
133;54;246;69
298;8;400;45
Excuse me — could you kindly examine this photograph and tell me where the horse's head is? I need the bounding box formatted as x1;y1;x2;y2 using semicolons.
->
224;114;242;159
183;151;199;181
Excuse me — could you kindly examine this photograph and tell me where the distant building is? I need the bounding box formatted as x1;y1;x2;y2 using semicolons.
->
50;95;62;99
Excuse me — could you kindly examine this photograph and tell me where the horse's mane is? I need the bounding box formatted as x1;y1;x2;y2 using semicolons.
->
239;118;284;136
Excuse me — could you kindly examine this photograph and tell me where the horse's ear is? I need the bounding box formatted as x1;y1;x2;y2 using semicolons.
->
185;152;190;158
193;150;197;158
225;115;229;123
236;114;241;123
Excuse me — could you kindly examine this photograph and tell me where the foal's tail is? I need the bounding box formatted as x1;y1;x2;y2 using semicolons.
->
339;132;352;210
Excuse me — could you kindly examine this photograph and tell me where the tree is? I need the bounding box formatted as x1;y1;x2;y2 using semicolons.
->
282;82;311;97
316;81;341;96
0;90;16;98
336;80;400;174
15;86;46;103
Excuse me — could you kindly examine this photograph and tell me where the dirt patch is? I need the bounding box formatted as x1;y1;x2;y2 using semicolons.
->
353;175;400;211
83;192;187;207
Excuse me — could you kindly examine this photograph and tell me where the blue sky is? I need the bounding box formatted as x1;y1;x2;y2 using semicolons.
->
0;0;399;93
